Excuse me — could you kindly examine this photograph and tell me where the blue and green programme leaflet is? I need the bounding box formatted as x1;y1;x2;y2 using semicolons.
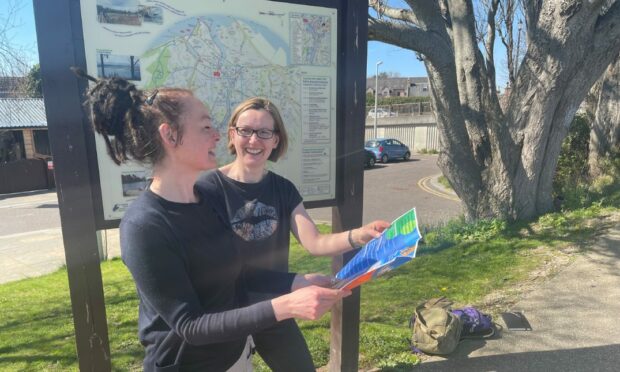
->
333;208;421;290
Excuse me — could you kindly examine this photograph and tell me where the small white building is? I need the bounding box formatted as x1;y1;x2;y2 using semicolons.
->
366;76;431;98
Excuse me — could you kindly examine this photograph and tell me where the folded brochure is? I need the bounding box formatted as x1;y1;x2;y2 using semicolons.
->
332;207;422;290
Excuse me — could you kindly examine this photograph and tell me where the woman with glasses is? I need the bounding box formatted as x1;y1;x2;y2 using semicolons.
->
196;97;390;371
76;74;350;371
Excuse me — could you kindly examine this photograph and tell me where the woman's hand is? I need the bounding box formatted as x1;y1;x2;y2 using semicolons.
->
271;286;351;321
350;220;391;247
291;273;334;291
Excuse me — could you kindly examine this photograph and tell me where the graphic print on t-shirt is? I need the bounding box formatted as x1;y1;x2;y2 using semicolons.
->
230;200;278;241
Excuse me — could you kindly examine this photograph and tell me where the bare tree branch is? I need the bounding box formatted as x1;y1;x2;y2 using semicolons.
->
0;0;32;77
484;0;500;94
369;0;418;24
368;15;451;64
500;2;520;85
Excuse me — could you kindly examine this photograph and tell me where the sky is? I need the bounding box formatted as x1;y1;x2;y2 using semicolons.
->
4;1;508;88
367;40;427;78
2;1;38;66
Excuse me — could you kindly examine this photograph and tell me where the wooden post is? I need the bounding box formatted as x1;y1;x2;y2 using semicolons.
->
329;1;368;371
33;1;112;370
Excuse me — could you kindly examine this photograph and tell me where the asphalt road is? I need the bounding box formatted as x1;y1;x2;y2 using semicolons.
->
308;154;462;227
0;190;60;236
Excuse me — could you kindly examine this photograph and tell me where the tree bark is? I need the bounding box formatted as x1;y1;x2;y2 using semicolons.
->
588;53;620;178
369;0;620;220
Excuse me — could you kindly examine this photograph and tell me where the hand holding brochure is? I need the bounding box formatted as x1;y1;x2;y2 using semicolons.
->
333;208;422;290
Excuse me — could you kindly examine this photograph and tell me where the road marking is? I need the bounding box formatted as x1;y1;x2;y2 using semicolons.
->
417;176;460;202
0;198;58;209
0;228;61;240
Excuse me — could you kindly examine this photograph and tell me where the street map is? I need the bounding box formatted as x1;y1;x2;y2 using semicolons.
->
81;0;338;220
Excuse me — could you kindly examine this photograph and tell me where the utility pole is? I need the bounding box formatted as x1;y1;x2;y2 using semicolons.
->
374;60;382;138
514;19;523;83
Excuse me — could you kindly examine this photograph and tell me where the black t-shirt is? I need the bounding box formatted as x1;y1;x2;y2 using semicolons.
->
196;170;303;274
120;188;295;371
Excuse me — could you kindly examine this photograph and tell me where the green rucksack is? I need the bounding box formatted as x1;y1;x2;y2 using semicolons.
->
411;297;462;355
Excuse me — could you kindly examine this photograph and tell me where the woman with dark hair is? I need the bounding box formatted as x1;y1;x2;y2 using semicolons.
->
78;73;349;372
196;97;390;371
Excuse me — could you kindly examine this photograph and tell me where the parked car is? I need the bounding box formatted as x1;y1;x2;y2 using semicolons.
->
365;138;411;163
364;149;376;168
367;108;397;118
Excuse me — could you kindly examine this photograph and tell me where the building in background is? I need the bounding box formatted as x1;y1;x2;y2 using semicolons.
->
0;98;49;162
366;76;430;98
0;97;53;194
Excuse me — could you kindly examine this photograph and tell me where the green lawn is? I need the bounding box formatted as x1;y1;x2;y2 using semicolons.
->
0;205;617;371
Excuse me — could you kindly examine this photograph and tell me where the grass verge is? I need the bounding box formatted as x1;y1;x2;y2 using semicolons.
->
0;206;618;371
437;175;452;190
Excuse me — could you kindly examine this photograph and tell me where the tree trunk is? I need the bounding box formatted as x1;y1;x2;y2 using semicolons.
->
369;0;620;220
588;53;620;178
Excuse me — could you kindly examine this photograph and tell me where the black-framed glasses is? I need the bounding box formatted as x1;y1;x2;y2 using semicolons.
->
233;127;277;139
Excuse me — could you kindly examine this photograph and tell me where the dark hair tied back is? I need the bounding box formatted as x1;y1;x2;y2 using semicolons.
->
73;67;147;165
73;67;193;166
89;77;144;164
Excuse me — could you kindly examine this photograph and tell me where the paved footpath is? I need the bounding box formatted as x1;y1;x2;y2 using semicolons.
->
417;213;620;372
0;224;120;284
0;190;120;284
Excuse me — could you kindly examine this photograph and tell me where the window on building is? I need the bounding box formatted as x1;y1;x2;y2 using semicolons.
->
0;130;25;162
33;130;51;157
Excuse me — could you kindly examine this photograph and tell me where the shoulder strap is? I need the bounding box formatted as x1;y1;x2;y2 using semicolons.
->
424;296;452;309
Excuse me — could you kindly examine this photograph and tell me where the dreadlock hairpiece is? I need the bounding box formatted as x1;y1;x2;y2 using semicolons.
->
70;66;98;83
72;66;144;165
74;68;195;166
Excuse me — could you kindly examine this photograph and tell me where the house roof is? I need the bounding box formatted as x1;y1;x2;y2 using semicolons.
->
366;76;429;91
0;98;47;129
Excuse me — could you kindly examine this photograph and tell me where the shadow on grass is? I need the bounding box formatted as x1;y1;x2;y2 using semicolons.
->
0;307;72;333
0;331;74;355
0;268;141;370
0;354;76;365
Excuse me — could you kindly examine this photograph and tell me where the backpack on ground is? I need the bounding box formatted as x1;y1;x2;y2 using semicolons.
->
411;297;462;355
452;306;495;338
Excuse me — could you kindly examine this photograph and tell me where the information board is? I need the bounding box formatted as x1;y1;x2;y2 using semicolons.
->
80;0;338;221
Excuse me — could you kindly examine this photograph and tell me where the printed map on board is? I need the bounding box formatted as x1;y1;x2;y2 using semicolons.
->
290;13;331;66
82;0;338;219
140;14;331;163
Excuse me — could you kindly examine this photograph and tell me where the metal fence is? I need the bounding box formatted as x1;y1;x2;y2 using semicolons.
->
364;101;439;152
366;102;433;117
365;122;440;152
